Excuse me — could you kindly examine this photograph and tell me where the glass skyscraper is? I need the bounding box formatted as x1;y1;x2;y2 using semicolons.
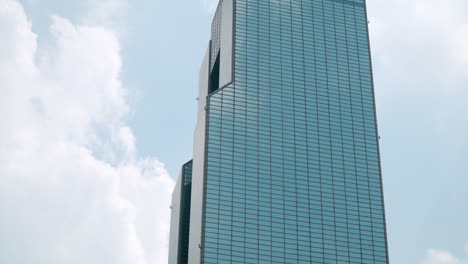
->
169;0;389;263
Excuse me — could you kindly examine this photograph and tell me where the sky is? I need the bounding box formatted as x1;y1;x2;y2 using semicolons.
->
0;0;467;263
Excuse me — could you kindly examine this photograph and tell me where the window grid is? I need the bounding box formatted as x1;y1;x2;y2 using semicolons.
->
203;0;388;263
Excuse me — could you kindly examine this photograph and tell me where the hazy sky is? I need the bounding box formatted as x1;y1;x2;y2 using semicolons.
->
1;0;467;263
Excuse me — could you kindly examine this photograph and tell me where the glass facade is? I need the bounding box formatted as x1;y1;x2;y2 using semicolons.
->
168;160;193;264
169;0;389;263
210;0;224;72
179;161;193;264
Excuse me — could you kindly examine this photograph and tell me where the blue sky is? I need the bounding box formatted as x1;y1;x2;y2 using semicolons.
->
1;0;467;263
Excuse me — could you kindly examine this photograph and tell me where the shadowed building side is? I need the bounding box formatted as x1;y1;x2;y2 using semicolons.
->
168;160;193;264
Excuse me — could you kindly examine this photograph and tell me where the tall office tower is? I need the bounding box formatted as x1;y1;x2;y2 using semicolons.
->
169;0;389;263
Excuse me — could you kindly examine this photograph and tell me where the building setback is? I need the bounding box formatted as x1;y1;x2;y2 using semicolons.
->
169;0;389;263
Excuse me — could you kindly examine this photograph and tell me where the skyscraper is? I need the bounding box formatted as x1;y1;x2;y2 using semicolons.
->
169;0;389;263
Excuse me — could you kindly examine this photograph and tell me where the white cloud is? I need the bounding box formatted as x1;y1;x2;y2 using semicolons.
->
0;0;174;263
421;247;468;264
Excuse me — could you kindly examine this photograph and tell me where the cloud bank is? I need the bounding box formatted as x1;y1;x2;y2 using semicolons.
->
421;246;468;264
0;0;174;263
